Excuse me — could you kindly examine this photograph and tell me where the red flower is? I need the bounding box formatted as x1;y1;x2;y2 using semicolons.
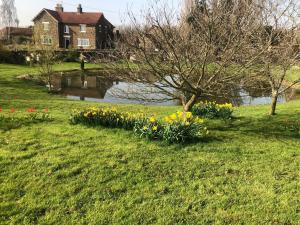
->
26;108;36;113
0;108;2;112
43;108;49;113
10;108;16;113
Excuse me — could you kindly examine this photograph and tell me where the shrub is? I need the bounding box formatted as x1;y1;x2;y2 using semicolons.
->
192;101;233;119
0;48;25;64
56;51;80;62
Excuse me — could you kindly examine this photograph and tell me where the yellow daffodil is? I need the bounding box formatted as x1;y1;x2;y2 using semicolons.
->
152;126;158;131
186;112;192;119
170;113;177;120
164;116;171;123
149;116;156;123
143;126;148;131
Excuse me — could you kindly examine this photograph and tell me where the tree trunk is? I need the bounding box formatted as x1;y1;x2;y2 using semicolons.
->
182;94;197;112
48;73;52;92
270;92;278;116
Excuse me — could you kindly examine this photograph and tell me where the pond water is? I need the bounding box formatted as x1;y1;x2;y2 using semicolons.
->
52;72;300;106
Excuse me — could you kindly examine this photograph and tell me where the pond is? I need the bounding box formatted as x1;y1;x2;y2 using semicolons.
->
51;72;300;106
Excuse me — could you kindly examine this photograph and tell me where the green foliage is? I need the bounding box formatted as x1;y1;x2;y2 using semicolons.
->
70;108;208;144
192;101;234;119
162;112;208;144
1;63;300;224
0;109;52;131
0;47;25;64
133;116;163;140
70;107;144;130
57;51;80;62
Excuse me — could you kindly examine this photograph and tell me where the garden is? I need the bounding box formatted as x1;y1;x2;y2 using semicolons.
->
1;62;300;224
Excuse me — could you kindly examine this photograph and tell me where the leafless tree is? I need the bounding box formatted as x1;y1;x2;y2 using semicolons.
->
35;46;58;92
0;0;18;40
105;0;264;112
249;0;300;115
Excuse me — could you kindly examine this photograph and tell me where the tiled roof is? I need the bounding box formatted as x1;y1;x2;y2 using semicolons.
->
46;9;103;25
42;9;104;25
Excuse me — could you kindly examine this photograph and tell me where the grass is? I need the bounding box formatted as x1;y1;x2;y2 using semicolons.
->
0;63;300;224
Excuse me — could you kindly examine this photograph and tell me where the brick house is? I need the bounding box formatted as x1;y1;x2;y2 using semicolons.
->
32;4;115;50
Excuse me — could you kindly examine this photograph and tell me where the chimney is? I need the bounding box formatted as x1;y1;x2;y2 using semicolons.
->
77;4;83;13
55;3;64;12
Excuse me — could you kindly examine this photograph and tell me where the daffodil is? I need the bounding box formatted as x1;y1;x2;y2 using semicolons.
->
152;126;158;131
149;116;156;123
164;116;171;123
186;112;192;119
170;113;177;120
143;126;148;131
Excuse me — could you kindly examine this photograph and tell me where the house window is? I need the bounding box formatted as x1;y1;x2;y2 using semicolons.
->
64;25;69;34
99;25;102;32
78;38;90;47
43;22;49;31
80;24;86;32
41;35;52;45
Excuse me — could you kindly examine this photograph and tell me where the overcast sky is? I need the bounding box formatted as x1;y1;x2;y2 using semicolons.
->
15;0;181;27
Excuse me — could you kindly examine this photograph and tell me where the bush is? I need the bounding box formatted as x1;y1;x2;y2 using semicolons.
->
192;101;233;119
70;107;208;144
0;47;25;64
56;51;80;62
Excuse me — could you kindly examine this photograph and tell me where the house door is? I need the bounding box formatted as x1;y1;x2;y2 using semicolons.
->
65;38;70;49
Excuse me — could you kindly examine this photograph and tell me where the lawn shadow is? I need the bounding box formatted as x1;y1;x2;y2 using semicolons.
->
209;113;300;140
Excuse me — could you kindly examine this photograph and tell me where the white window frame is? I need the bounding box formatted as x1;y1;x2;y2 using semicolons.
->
41;35;52;45
78;38;90;47
64;25;70;34
43;22;49;31
80;24;86;33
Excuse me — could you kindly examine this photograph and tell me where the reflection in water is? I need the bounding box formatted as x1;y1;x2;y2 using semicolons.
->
52;72;300;106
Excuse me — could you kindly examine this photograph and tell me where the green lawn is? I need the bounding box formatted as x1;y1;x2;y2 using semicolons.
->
0;63;300;224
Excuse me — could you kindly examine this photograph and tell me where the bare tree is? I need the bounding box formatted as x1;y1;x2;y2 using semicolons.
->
106;0;263;111
0;0;18;40
35;46;58;92
250;0;300;115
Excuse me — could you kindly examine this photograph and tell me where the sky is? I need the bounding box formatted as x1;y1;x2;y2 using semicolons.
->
14;0;181;28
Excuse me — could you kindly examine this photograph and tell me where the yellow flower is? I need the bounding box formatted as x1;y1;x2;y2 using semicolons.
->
149;116;156;123
170;113;177;120
143;126;148;131
177;111;183;118
185;122;190;126
186;112;192;119
164;116;171;123
152;126;158;131
196;117;204;124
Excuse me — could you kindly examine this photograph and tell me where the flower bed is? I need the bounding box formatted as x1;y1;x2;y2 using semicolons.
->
191;101;233;119
70;107;208;144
